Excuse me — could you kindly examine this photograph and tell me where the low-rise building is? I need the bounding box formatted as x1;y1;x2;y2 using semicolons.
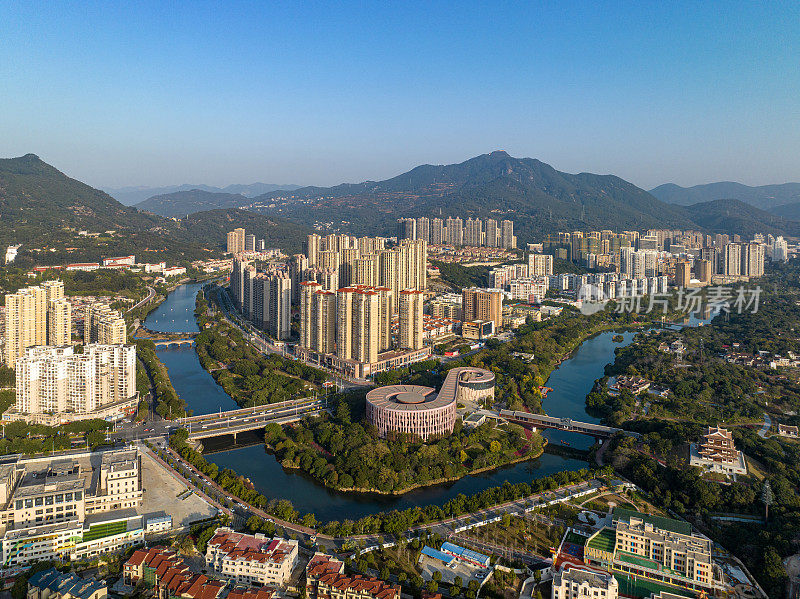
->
778;424;799;438
610;375;651;395
584;508;713;593
314;573;399;599
205;528;299;587
27;567;107;599
306;553;345;598
0;449;144;565
551;566;618;599
689;426;747;475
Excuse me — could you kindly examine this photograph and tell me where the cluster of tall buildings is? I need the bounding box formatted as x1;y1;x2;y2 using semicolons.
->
298;283;426;378
397;216;516;249
230;260;293;340
299;233;427;309
1;281;135;423
226;230;430;376
543;228;768;282
3;281;71;368
226;228;271;254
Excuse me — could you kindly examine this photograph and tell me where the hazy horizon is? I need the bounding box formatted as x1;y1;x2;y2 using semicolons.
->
2;2;798;191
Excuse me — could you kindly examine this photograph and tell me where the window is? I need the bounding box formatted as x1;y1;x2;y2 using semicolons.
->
35;497;43;506
45;496;54;506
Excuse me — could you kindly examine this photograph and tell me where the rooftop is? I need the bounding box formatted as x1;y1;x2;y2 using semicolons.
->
586;528;616;554
612;508;692;536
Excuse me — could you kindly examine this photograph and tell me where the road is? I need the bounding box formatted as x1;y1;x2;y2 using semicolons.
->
127;286;156;314
213;285;367;390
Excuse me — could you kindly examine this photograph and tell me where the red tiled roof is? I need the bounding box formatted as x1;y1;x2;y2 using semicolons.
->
318;573;400;599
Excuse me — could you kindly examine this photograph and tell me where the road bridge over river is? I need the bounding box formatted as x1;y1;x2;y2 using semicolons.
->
182;397;329;441
496;409;633;439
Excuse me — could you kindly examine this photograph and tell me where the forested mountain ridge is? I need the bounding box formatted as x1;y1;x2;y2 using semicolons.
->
0;155;310;266
249;151;795;239
651;181;800;210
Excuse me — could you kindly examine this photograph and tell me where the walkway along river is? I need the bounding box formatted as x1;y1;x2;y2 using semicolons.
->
146;283;639;522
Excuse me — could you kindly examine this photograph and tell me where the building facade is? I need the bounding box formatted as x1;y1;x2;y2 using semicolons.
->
13;344;137;423
205;528;299;586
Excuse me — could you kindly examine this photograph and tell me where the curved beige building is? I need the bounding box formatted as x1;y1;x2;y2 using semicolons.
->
366;367;494;440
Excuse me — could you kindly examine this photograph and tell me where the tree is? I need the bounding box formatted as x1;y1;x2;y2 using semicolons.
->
761;480;774;521
432;571;442;582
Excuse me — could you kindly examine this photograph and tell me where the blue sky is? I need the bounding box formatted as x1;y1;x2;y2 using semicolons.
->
1;1;798;189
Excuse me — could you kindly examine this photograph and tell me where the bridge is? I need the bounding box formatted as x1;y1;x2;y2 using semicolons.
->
183;397;329;441
496;409;632;439
153;338;196;348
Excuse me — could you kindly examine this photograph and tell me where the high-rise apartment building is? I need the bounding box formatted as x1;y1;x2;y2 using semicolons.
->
462;288;503;329
721;243;742;276
445;217;463;246
305;234;322;268
464;218;483;247
396;218;416;241
267;274;293;340
14;344;136;422
351;289;380;364
84;304;127;345
695;259;712;284
3;283;73;368
226;228;246;254
674;261;691;287
430;218;445;245
354;255;379;287
485;219;498;248
528;253;553;276
244;233;256;252
399;290;424;350
415;217;430;243
289;254;309;303
47;299;71;347
741;242;765;277
500;220;515;249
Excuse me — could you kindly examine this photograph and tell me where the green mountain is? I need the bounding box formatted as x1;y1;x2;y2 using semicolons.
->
650;181;800;210
179;209;311;254
252;151;697;241
682;199;800;238
770;202;800;221
136;189;250;217
0;155;310;267
106;182;302;206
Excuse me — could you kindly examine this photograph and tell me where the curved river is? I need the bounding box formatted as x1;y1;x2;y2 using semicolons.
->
146;283;641;521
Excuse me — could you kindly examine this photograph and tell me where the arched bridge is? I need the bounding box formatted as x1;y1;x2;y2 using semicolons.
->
496;409;633;439
152;338;196;348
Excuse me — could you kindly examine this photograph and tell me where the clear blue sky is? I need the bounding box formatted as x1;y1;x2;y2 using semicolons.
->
1;1;798;189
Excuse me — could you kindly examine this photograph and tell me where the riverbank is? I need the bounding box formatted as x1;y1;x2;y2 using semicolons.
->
268;437;550;497
147;282;616;521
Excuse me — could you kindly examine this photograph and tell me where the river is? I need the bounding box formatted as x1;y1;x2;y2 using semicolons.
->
145;283;642;521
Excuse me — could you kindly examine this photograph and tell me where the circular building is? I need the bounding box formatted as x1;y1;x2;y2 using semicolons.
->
366;367;495;440
366;384;456;440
